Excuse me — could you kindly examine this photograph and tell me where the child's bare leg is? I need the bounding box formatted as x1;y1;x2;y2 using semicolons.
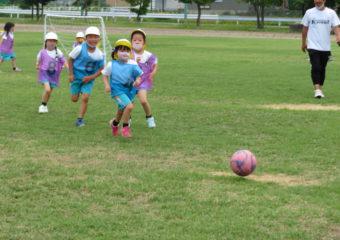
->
79;93;89;118
71;94;80;102
138;90;151;116
42;82;53;103
115;109;124;122
11;58;17;69
122;104;133;124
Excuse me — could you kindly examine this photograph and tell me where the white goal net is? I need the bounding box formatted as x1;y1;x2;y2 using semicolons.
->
44;14;112;64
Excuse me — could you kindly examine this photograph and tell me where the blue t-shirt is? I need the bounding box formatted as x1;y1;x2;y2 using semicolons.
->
106;59;143;97
72;44;104;82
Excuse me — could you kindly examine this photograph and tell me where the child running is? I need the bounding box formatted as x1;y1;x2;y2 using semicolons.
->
68;26;104;127
102;39;143;137
0;22;21;72
131;29;158;128
73;32;85;48
36;32;68;113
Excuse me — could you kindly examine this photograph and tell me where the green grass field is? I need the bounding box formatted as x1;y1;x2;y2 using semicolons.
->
0;32;339;239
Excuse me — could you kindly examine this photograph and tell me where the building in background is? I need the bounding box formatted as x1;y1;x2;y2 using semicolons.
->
50;0;250;14
105;0;250;13
106;0;130;7
187;0;250;15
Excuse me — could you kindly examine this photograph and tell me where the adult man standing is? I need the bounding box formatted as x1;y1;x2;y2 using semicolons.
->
302;0;340;98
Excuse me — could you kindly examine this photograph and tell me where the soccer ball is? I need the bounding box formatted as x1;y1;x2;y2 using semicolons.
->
230;150;257;176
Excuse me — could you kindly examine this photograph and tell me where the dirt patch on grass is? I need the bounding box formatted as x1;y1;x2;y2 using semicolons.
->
210;171;321;186
163;98;180;103
260;104;340;111
325;225;340;240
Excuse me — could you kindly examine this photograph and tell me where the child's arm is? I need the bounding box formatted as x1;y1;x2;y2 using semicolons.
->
82;66;104;83
63;61;69;72
68;58;74;82
35;51;41;70
133;76;142;87
0;33;3;47
35;60;40;70
102;74;111;92
149;63;158;81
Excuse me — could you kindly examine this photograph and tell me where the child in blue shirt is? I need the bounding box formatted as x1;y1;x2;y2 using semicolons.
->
68;26;104;127
102;39;143;137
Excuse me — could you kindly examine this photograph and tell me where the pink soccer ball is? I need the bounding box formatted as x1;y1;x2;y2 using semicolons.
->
230;150;257;176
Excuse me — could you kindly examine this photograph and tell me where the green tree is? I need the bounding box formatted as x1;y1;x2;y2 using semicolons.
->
19;0;54;20
73;0;92;16
240;0;282;28
289;0;340;15
179;0;216;26
73;0;107;16
289;0;313;15
124;0;150;22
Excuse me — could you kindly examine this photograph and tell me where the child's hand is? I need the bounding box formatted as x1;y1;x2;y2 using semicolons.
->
82;76;92;83
35;65;40;70
133;80;140;87
105;85;111;93
69;74;74;83
149;72;155;81
136;57;141;63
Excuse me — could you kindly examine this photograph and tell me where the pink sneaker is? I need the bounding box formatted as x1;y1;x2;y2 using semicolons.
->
121;126;131;137
109;120;119;136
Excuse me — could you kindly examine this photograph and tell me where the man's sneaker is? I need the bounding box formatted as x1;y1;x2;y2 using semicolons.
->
314;89;324;99
13;68;22;72
109;120;119;136
38;105;45;113
146;117;156;128
320;91;325;98
44;106;48;113
121;126;131;137
75;119;85;127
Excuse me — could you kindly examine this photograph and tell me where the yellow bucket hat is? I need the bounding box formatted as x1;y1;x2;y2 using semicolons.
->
131;29;147;50
113;39;133;60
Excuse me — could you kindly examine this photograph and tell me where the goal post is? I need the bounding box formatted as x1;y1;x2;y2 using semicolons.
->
44;14;112;65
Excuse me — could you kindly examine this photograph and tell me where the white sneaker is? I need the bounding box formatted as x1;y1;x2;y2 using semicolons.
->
39;105;45;113
44;106;48;113
147;117;156;128
314;89;324;99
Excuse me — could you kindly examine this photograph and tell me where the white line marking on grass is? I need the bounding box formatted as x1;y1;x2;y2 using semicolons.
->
260;104;340;111
210;171;321;186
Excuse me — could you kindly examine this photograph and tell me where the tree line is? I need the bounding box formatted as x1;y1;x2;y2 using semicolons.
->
5;0;340;28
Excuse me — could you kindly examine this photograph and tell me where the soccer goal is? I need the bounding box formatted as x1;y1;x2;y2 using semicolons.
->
44;14;112;64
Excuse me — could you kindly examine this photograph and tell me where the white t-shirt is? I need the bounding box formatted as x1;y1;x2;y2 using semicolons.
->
301;7;340;51
134;50;158;64
69;45;103;60
101;59;138;76
36;49;64;61
1;32;14;40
